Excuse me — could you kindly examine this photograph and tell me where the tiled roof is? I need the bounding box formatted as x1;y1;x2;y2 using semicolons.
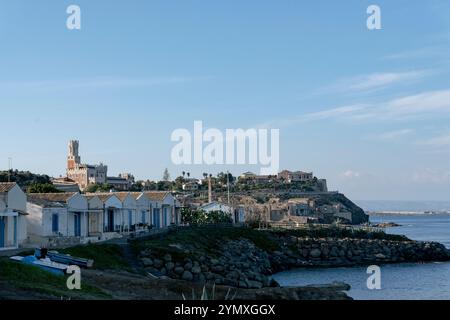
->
143;191;170;201
0;182;17;193
27;193;77;208
86;193;116;203
113;192;131;201
130;192;143;200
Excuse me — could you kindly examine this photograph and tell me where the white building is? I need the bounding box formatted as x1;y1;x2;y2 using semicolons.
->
23;191;181;247
87;191;181;233
86;193;123;235
116;192;138;232
143;192;181;228
26;193;92;244
278;170;314;183
200;202;233;214
182;181;199;191
0;183;28;250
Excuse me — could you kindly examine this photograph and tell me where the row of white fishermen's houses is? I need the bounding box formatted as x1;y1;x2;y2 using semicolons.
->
0;182;181;250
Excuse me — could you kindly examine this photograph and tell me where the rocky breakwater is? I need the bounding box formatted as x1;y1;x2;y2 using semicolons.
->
270;237;450;272
138;233;450;290
141;239;276;289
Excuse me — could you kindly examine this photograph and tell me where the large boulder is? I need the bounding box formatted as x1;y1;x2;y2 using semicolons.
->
182;271;194;281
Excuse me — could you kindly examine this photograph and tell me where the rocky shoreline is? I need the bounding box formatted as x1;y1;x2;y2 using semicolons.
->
139;231;450;290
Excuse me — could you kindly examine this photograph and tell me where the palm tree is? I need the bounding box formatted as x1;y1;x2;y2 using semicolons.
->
187;172;191;179
182;171;186;178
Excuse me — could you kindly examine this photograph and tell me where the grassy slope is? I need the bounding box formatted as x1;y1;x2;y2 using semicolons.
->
0;258;110;299
131;226;408;262
59;244;131;270
0;227;408;299
131;227;281;261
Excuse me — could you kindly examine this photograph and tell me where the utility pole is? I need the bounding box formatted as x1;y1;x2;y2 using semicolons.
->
7;157;12;182
227;171;230;206
208;174;213;204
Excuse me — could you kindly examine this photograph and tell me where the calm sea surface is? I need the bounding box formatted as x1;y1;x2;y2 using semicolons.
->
273;213;450;300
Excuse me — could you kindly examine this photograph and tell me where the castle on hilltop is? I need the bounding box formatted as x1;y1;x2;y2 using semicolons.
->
66;140;108;190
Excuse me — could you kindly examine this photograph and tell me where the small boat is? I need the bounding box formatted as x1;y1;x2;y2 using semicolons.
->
47;251;94;268
10;255;68;275
35;248;94;268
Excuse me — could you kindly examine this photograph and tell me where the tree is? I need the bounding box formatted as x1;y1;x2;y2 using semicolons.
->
0;170;52;188
84;183;114;193
174;176;185;191
27;183;62;194
217;172;235;185
181;208;232;225
163;168;171;182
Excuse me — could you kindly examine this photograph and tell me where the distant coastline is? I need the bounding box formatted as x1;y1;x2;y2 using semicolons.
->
367;211;450;216
356;200;450;217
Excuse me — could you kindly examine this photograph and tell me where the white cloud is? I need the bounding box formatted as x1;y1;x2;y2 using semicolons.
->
261;88;450;129
316;70;430;96
412;168;450;184
369;129;414;141
418;133;450;147
341;170;361;179
383;46;447;60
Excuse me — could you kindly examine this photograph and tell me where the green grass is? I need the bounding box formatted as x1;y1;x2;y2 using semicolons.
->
59;244;130;270
0;258;110;299
270;226;410;241
132;226;281;262
132;225;410;265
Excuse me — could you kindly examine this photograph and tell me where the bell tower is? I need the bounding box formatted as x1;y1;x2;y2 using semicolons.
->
67;140;81;170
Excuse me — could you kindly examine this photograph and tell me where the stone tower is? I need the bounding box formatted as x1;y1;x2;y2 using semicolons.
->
67;140;81;170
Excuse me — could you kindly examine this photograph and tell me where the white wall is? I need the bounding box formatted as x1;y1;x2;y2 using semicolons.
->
26;203;69;237
7;185;27;212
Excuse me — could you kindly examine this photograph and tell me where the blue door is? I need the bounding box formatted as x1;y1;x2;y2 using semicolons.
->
153;209;160;228
128;210;133;227
107;210;114;232
52;214;59;233
13;216;17;245
141;211;146;224
0;217;5;248
74;213;81;237
163;208;169;227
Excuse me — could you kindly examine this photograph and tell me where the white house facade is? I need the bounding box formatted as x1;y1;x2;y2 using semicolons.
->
0;183;28;250
26;193;90;245
21;191;181;247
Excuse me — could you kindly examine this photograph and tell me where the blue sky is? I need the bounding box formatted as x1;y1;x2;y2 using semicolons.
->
1;0;450;200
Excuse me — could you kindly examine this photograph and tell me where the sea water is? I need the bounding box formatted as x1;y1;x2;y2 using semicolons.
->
273;208;450;300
